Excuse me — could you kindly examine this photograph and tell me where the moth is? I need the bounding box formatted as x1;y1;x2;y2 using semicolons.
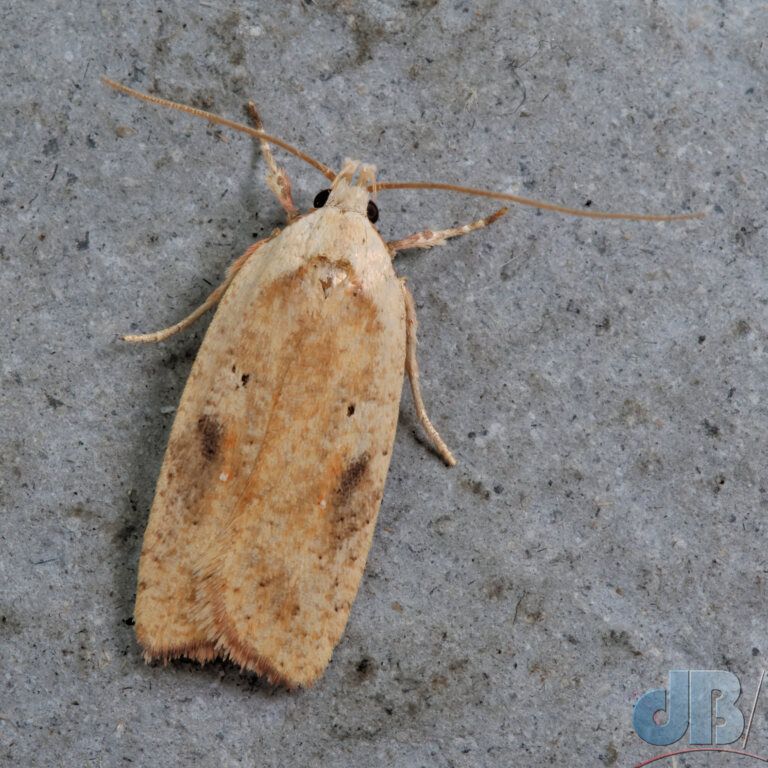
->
103;77;700;687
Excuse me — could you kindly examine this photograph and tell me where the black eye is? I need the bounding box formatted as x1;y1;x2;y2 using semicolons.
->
366;200;379;223
313;189;331;208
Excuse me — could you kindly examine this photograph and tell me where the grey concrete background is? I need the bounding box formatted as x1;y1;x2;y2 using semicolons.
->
1;1;766;766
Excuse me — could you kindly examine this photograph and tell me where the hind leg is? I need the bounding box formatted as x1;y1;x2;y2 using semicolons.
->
401;280;456;466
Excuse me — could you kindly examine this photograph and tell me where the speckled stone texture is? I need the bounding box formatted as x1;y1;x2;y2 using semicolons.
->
1;1;766;766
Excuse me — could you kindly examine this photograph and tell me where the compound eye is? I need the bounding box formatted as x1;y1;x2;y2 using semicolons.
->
313;189;331;208
366;200;379;223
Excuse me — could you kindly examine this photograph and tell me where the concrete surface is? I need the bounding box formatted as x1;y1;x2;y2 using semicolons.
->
1;1;766;766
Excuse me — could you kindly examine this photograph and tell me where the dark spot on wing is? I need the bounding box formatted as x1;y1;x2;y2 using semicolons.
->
241;373;250;386
197;414;223;460
328;452;375;543
347;403;355;416
335;452;370;507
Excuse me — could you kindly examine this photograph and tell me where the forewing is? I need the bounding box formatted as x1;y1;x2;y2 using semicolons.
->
135;239;405;686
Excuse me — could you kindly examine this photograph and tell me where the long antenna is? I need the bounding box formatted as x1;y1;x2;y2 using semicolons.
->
101;77;336;181
103;77;705;222
375;181;704;222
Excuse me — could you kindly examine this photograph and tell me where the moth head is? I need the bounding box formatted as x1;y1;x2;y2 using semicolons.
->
313;159;379;223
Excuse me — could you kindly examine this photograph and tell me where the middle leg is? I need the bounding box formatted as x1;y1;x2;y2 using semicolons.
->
388;207;507;255
122;238;268;343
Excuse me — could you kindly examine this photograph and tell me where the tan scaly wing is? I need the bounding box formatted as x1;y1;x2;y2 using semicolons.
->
134;210;406;686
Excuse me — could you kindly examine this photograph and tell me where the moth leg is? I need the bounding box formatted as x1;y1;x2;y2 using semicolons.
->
401;280;457;467
388;207;508;255
246;100;298;221
122;238;265;343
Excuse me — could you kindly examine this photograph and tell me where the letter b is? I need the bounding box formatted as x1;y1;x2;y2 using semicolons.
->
689;670;743;745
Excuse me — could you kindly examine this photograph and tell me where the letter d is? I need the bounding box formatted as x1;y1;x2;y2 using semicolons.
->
633;670;689;745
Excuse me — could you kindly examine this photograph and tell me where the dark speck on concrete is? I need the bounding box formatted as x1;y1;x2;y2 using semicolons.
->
46;393;64;409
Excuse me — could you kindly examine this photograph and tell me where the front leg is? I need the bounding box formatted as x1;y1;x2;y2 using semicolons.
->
401;280;456;467
246;101;298;221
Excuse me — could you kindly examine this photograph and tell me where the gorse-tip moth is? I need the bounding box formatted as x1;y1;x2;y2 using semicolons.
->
103;77;701;687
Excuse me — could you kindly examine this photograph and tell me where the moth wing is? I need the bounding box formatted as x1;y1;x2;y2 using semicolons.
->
135;222;406;686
